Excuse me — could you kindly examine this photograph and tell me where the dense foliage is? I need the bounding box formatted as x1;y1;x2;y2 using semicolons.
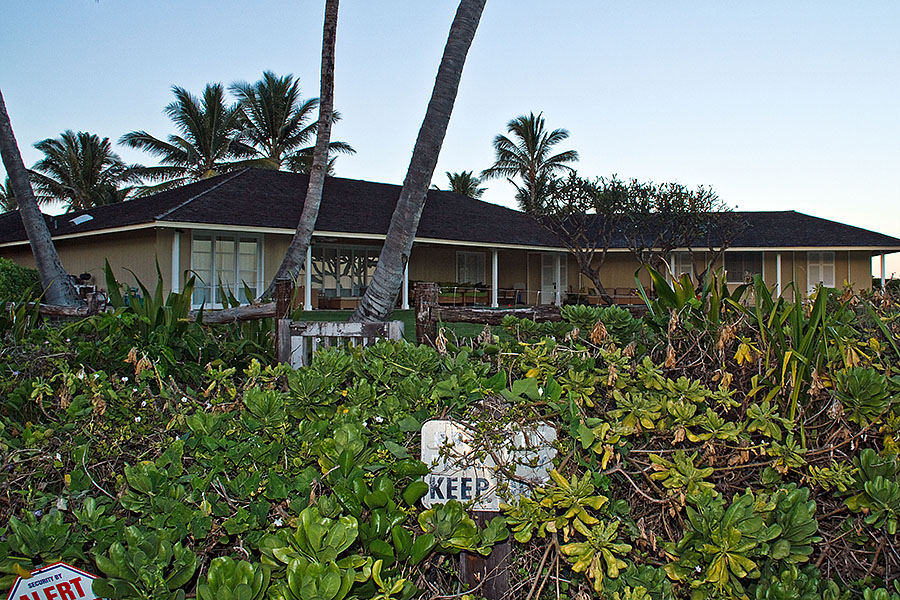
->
2;270;900;599
0;257;39;299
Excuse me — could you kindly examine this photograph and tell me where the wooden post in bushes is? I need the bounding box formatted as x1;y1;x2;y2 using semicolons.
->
415;282;439;345
274;278;293;364
460;512;511;599
274;278;293;319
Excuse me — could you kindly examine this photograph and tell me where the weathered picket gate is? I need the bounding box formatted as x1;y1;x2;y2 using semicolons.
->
275;319;404;368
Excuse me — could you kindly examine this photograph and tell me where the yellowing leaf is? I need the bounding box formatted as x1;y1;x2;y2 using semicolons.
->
13;563;32;578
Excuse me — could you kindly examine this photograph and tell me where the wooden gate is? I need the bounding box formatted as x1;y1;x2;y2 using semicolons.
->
276;319;404;368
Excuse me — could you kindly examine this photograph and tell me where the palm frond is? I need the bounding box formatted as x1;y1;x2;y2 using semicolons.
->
483;112;578;212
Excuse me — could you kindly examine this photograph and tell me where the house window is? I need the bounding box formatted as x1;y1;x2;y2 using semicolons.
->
807;251;835;290
191;233;260;306
312;245;379;297
725;252;763;284
457;251;486;284
669;252;693;281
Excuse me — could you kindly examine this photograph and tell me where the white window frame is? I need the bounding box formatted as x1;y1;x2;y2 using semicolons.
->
190;231;262;308
457;251;486;285
807;251;835;291
669;252;694;282
311;243;381;297
724;251;763;284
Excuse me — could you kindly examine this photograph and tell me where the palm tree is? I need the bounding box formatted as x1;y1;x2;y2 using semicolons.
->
263;0;340;299
120;83;254;195
230;71;354;173
481;112;578;213
0;88;81;306
0;176;17;212
352;0;487;323
0;175;56;213
445;170;486;198
30;130;139;212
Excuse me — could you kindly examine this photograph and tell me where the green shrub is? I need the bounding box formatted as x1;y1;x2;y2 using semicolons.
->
0;258;39;300
4;275;900;597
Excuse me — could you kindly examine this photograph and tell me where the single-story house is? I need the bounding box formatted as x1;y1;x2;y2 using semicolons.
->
1;168;898;308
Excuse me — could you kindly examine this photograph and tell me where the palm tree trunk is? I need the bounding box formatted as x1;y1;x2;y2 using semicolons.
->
351;0;486;322
262;0;339;299
0;89;81;307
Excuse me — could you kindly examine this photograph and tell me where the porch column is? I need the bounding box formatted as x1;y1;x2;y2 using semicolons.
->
555;254;562;305
304;244;313;311
882;252;887;290
171;231;180;293
491;249;499;308
401;259;410;310
775;253;782;298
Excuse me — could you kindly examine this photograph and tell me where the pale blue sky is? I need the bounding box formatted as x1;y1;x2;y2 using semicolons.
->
3;1;899;276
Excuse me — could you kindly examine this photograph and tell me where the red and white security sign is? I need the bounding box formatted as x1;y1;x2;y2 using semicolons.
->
5;562;102;600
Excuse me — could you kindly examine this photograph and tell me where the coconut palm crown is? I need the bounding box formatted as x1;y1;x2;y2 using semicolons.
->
230;71;354;174
481;112;578;213
0;176;17;213
29;130;139;212
445;170;486;198
120;83;255;195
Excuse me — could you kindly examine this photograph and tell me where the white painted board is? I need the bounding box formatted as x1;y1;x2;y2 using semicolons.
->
420;419;557;511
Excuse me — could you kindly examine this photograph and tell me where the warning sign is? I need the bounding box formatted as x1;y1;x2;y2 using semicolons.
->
421;419;557;511
5;562;103;600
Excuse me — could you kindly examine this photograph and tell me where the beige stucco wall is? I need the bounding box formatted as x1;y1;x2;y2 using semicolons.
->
526;253;541;302
407;244;537;290
3;226;882;307
0;229;163;292
408;244;458;283
578;252;655;294
263;234;291;282
848;251;873;291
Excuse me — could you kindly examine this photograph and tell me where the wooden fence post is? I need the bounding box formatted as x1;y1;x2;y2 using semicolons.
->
460;511;510;599
273;279;293;365
274;278;293;319
415;282;439;346
275;318;291;365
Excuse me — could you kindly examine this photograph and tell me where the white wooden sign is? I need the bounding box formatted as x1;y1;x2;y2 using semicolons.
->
420;419;557;511
5;562;102;600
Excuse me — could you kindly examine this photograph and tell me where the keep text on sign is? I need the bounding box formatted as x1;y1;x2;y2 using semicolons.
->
420;419;556;511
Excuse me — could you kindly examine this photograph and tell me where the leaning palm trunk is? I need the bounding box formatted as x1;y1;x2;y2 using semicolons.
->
263;0;339;300
0;89;81;306
351;0;486;322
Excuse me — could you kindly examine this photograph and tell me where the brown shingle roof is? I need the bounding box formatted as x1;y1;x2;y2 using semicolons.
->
0;169;559;247
1;168;899;251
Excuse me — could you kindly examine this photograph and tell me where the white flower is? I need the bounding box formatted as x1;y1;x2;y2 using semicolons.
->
273;518;283;527
77;371;85;380
132;388;138;392
141;401;147;407
538;387;544;396
134;416;141;423
55;453;62;461
122;376;129;383
374;415;384;424
695;565;702;573
181;396;188;403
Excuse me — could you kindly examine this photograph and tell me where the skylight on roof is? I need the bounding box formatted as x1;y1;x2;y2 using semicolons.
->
70;214;93;226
